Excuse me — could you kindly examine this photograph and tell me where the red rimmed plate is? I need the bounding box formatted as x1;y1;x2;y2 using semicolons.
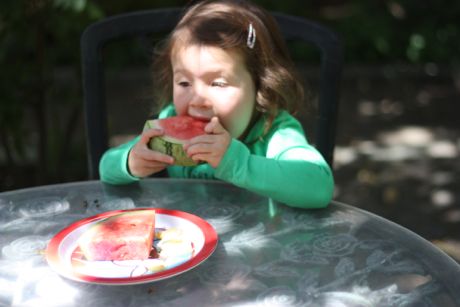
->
46;208;218;285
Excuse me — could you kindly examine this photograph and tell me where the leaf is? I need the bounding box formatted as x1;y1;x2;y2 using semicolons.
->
53;0;87;12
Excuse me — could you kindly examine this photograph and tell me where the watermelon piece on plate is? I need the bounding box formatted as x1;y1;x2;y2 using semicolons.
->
144;115;208;166
78;209;156;261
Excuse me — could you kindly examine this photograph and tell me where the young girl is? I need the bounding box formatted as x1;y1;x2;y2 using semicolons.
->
99;0;334;208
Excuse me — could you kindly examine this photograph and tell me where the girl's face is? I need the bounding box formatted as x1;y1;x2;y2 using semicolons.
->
171;45;256;139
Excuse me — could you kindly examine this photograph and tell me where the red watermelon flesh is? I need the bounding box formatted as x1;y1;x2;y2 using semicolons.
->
78;210;156;261
152;115;208;141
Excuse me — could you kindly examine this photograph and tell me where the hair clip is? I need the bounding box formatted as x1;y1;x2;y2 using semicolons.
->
247;23;256;49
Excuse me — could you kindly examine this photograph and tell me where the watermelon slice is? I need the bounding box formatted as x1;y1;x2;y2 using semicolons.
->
144;115;208;166
78;210;155;261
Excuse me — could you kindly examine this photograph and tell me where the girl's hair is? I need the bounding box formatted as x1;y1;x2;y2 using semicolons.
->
152;0;305;130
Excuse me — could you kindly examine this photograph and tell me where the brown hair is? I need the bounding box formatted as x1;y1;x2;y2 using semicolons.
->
152;0;305;130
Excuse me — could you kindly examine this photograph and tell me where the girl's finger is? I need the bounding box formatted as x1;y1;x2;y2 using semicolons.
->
189;153;207;163
144;163;170;171
142;149;175;164
205;117;225;134
140;128;164;144
186;143;212;156
187;134;214;145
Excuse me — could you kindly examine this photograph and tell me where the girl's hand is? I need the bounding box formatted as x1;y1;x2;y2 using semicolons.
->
184;117;231;168
128;128;174;177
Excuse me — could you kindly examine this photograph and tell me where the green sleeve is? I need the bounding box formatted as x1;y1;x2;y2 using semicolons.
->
99;137;141;184
214;128;334;209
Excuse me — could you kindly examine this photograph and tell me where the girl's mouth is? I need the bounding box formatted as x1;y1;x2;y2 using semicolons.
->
187;111;212;122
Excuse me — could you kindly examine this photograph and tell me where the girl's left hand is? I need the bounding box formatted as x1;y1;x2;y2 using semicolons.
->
183;117;231;168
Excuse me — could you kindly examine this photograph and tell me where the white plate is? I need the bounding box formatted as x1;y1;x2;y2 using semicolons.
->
46;208;218;285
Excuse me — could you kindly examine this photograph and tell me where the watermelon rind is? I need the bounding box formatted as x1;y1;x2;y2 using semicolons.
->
144;119;199;167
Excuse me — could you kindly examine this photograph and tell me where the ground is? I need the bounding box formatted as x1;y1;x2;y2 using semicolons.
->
329;64;460;263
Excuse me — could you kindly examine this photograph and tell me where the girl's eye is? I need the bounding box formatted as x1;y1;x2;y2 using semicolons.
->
212;81;227;87
178;81;190;87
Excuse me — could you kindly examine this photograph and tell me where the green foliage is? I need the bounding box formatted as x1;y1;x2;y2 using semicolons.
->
250;0;460;64
0;0;103;186
316;1;460;64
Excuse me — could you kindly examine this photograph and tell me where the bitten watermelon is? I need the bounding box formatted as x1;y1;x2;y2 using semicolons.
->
144;115;208;166
78;210;156;261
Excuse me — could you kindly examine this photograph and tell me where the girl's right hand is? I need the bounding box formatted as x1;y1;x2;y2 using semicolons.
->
128;128;175;178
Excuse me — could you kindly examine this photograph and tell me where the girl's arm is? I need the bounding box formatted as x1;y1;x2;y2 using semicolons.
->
214;130;334;209
99;137;140;184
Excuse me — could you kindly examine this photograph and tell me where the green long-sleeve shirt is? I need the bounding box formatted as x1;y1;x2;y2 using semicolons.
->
99;105;334;208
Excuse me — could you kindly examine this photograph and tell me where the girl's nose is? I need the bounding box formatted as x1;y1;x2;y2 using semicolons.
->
189;85;210;108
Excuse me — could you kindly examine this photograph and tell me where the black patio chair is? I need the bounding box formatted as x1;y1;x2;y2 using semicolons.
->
81;7;342;179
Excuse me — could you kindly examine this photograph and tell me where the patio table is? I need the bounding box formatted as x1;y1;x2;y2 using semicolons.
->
1;179;459;306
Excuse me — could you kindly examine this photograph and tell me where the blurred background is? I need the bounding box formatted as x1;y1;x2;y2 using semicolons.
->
1;1;459;261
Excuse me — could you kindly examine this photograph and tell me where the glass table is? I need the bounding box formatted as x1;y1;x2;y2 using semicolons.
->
1;179;459;306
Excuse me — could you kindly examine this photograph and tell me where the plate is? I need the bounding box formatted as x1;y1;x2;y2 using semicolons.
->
46;208;218;285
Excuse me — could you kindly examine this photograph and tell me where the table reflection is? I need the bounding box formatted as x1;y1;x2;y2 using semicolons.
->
0;179;459;306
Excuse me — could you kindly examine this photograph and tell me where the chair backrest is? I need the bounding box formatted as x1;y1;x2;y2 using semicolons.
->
81;8;342;179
